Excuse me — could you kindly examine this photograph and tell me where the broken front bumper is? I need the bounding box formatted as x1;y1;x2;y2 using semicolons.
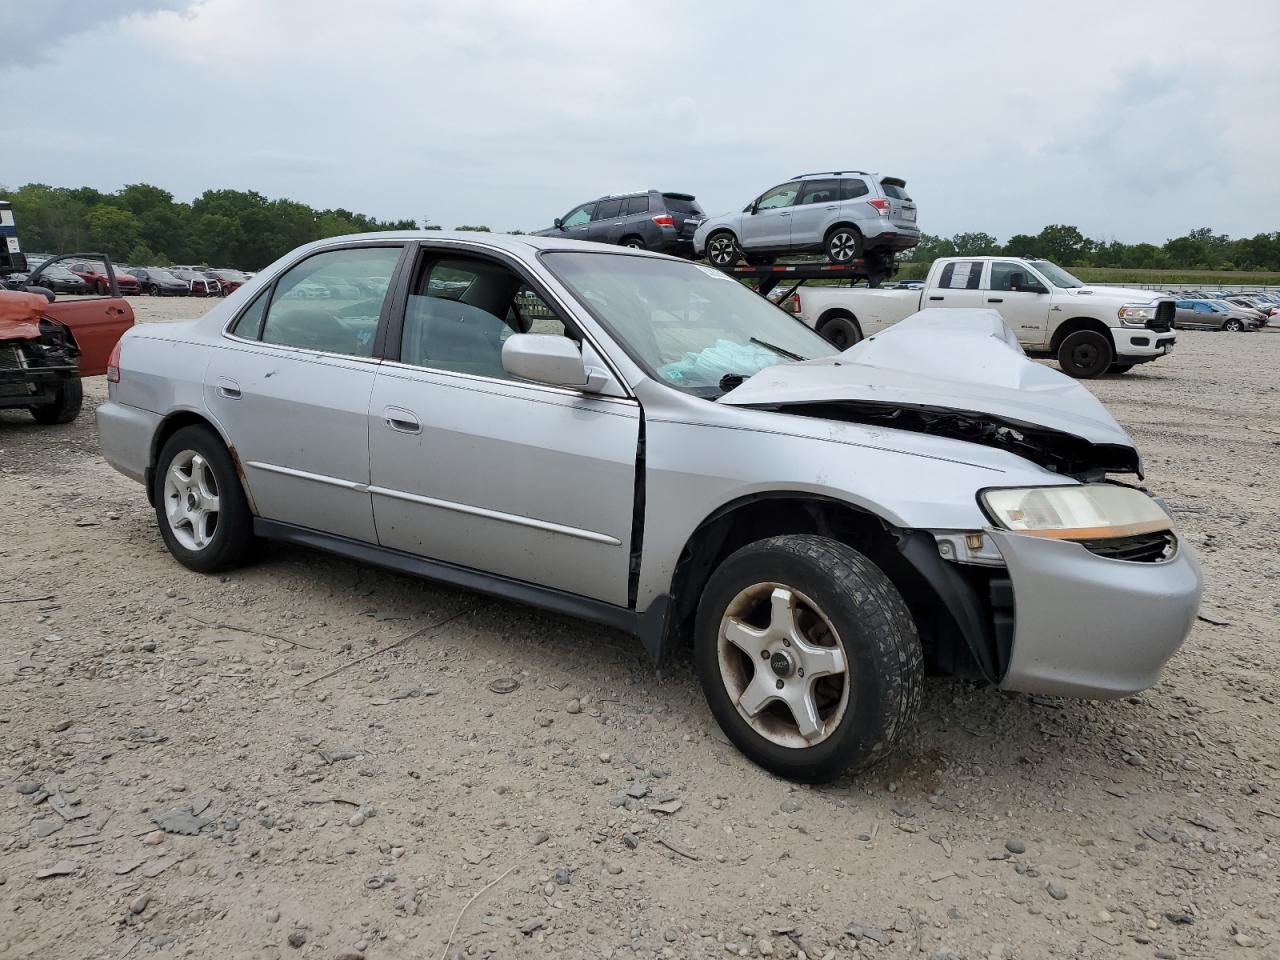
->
991;529;1201;698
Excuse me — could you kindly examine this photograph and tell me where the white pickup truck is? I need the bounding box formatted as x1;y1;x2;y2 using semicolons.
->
786;256;1177;378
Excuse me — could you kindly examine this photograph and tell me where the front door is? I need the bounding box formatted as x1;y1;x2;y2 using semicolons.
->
986;260;1051;346
205;243;407;544
368;246;639;606
557;202;595;240
739;181;801;251
788;179;841;253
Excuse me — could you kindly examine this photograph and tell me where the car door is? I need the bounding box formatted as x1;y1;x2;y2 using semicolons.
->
788;179;842;253
557;202;595;240
1172;300;1195;328
739;181;801;251
587;197;626;245
925;260;986;310
367;244;640;606
205;243;407;544
986;260;1051;346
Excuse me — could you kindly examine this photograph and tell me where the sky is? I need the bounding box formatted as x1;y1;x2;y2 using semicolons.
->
4;0;1278;243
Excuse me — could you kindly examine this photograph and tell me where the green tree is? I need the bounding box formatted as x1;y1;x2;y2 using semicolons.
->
86;204;142;261
454;224;491;232
950;231;999;256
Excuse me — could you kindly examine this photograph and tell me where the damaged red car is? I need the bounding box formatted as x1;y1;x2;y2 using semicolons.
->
0;290;85;423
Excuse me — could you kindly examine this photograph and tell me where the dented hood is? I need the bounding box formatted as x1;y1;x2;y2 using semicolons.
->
0;290;52;340
721;309;1137;465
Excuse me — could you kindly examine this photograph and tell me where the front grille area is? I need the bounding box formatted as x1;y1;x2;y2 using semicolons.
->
1077;530;1176;563
0;345;24;371
1149;300;1175;331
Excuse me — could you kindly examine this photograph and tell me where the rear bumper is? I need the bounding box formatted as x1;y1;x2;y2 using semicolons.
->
1114;328;1176;362
863;222;921;251
97;400;162;485
993;530;1201;698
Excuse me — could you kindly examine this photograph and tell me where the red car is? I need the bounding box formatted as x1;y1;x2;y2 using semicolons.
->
68;260;142;295
206;268;247;295
172;269;220;296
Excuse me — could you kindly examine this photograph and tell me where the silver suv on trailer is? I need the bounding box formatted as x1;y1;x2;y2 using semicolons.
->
694;171;920;267
98;233;1200;782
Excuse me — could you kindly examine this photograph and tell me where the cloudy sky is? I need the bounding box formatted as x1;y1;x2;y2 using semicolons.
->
5;0;1278;242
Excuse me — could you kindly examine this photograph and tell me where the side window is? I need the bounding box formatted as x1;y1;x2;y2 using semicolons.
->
258;246;402;357
989;261;1029;292
593;199;623;221
400;255;572;380
937;261;983;290
562;203;594;227
230;288;270;338
625;194;651;216
797;179;841;205
756;182;801;210
839;179;869;201
1175;300;1192;309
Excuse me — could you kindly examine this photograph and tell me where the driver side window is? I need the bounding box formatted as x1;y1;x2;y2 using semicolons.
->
989;261;1039;293
562;203;594;227
756;182;801;210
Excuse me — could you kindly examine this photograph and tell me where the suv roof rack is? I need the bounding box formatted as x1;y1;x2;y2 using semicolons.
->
791;170;870;179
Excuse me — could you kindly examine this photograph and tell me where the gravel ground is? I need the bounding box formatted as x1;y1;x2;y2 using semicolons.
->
2;298;1278;960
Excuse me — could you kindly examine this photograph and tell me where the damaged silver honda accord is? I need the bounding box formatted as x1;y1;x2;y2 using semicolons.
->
98;233;1202;782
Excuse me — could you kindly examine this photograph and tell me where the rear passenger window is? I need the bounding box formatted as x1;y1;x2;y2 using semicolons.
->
258;246;402;356
625;194;651;216
937;261;983;290
839;179;869;201
593;199;623;220
798;179;841;205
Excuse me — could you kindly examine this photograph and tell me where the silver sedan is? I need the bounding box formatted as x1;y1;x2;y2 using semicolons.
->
98;233;1201;781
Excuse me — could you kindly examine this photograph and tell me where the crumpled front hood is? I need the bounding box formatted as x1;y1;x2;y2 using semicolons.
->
721;309;1136;458
0;290;52;340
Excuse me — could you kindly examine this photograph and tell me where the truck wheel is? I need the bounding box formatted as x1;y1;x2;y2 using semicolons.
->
153;425;259;573
818;312;863;350
694;535;922;782
29;378;84;425
706;232;742;267
1108;363;1134;375
1223;319;1243;332
825;226;863;264
1056;329;1113;379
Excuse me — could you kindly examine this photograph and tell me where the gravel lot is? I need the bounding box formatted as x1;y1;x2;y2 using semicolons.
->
2;298;1278;960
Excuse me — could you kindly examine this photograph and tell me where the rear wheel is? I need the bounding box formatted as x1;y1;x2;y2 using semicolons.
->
1223;319;1243;332
153;425;258;573
29;378;83;425
621;236;646;250
1056;329;1113;379
694;535;922;782
825;226;863;264
149;284;161;296
706;231;742;268
818;312;863;350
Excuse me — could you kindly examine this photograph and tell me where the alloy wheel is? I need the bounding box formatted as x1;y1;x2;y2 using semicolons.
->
707;235;737;266
828;231;860;263
716;583;850;748
162;449;221;551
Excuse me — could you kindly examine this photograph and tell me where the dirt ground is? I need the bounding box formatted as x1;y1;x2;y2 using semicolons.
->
2;297;1277;960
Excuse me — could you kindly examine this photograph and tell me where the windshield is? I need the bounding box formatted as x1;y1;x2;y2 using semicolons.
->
148;268;180;282
543;252;836;396
1030;260;1085;289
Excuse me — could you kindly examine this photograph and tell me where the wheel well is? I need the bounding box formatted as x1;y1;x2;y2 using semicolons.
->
824;222;862;240
145;412;235;505
620;234;644;246
1049;317;1114;354
816;308;859;333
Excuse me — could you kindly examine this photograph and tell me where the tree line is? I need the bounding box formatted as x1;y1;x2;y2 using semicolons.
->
910;225;1280;272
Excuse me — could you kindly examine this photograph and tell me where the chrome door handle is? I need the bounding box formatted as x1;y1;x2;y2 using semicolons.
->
383;406;421;434
216;377;241;399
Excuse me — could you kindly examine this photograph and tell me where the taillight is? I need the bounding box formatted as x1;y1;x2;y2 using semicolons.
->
106;341;121;383
652;214;674;227
868;198;890;216
788;293;801;313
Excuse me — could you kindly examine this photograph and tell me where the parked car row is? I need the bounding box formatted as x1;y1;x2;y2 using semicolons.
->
3;254;251;298
534;169;922;272
1166;289;1278;330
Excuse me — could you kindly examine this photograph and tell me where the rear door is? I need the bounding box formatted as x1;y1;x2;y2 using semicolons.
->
925;260;985;309
739;181;800;250
789;179;842;252
879;177;918;230
588;197;626;245
985;261;1051;345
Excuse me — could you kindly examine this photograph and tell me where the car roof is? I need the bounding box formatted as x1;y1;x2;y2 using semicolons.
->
790;170;877;179
276;230;682;260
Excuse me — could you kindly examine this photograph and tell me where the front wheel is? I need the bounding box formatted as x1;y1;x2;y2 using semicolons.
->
1056;329;1113;379
29;378;83;424
153;425;258;573
705;232;741;268
694;535;922;782
1223;319;1243;332
825;227;863;264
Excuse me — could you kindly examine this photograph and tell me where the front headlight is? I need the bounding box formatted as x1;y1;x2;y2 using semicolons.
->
980;485;1172;540
1117;304;1156;326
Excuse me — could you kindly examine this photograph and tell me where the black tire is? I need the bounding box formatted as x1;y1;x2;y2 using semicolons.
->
620;236;646;250
1223;319;1243;332
29;378;83;425
1056;329;1113;379
694;535;922;783
1108;363;1134;375
149;284;161;296
705;231;742;267
153;425;258;573
825;226;863;264
818;312;863;350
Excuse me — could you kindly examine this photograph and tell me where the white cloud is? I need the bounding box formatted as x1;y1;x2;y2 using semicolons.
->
3;0;1278;241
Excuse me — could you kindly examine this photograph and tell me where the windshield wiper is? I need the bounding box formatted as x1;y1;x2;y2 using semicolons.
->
750;337;807;362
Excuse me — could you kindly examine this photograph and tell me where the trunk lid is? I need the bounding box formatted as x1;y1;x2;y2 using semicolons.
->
662;193;705;238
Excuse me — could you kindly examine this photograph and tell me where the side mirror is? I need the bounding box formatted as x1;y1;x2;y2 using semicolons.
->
502;334;606;392
553;218;564;229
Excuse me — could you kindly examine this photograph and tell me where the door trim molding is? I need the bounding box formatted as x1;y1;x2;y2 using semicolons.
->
246;460;367;491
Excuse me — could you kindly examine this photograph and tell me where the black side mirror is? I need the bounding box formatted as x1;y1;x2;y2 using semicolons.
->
553;218;564;230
